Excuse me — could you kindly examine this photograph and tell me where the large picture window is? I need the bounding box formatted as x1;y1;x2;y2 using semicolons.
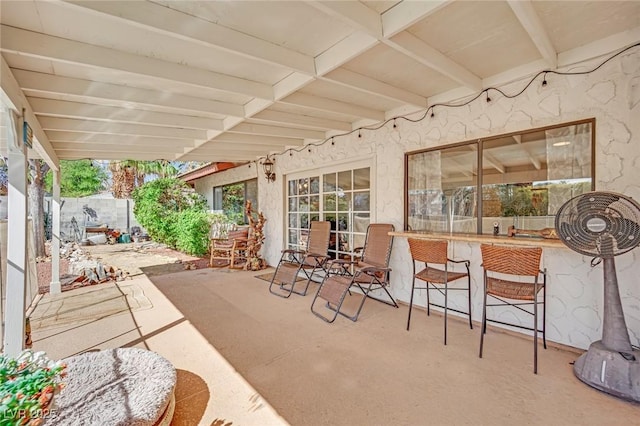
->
287;163;371;259
212;178;258;224
405;119;594;234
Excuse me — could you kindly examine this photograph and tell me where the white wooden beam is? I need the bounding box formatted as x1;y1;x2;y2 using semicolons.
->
58;152;181;161
209;133;304;147
279;92;385;122
52;142;193;152
251;110;352;132
55;144;181;154
315;32;379;75
308;1;382;38
508;0;557;69
1;58;59;170
558;26;640;68
13;69;245;117
187;143;287;154
46;131;195;147
381;0;452;38
1;25;273;100
388;32;482;90
324;68;427;108
29;98;224;130
64;0;316;74
227;123;326;140
39;117;207;140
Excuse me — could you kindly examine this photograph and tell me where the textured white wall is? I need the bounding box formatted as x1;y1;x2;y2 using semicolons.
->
194;166;258;209
199;49;640;350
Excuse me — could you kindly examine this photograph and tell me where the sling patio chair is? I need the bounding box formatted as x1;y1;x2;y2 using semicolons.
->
269;221;331;298
311;223;398;323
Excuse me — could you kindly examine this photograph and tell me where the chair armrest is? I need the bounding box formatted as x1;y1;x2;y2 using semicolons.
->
306;252;328;260
282;249;305;255
328;259;356;266
360;266;391;274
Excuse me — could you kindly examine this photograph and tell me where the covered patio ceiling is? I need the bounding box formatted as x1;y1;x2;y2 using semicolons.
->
1;0;638;164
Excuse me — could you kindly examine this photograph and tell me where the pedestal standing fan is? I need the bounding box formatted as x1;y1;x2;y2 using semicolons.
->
555;191;640;402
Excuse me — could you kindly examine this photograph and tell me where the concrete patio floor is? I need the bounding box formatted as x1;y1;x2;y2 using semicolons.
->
30;266;639;425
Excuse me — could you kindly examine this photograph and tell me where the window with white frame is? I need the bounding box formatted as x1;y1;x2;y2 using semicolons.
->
287;162;372;260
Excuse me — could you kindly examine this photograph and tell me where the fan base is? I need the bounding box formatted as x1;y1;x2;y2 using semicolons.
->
574;341;640;402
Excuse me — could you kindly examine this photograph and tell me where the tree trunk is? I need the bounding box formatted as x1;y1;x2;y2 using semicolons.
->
28;159;50;258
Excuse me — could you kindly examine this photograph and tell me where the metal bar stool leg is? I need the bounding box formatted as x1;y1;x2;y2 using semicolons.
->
443;280;448;345
466;265;473;330
407;262;417;331
479;272;488;358
534;281;539;374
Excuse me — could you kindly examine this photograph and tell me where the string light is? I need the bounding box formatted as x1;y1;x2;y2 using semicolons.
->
245;42;639;170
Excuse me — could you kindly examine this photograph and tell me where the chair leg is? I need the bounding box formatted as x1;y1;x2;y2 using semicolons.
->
443;280;448;345
542;272;547;350
407;275;417;331
466;271;473;330
534;292;538;374
479;273;488;359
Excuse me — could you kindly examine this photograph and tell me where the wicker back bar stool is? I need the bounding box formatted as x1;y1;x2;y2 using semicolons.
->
406;238;472;345
478;244;547;374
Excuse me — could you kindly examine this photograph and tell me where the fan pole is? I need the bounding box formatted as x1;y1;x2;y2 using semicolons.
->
602;257;633;352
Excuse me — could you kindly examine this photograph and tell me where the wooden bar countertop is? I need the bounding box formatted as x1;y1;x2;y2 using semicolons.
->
389;230;568;249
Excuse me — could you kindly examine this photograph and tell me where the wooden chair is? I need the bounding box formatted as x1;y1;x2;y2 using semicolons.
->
269;221;331;297
311;224;397;323
209;228;250;269
406;238;472;345
478;244;547;374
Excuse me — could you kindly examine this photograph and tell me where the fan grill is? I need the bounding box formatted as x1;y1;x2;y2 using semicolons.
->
555;191;640;257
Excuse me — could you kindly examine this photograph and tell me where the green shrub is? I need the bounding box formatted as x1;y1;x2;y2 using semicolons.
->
175;208;212;256
132;178;207;249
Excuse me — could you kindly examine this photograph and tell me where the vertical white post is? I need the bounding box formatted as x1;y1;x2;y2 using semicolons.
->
50;169;61;294
4;110;28;357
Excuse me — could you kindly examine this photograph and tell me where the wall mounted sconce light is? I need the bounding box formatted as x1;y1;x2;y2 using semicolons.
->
262;156;275;182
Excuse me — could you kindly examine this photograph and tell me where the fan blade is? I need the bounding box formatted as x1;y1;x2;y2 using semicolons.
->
576;193;620;214
608;217;640;250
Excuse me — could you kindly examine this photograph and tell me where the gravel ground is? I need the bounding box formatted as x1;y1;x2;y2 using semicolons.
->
37;242;209;294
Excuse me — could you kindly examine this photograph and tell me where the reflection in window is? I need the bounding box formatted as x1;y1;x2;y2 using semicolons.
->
405;119;594;234
212;179;258;225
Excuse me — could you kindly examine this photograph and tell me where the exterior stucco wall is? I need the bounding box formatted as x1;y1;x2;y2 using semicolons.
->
197;49;640;350
193;166;258;210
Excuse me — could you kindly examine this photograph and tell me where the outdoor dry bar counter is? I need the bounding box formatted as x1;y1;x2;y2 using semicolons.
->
387;230;640;352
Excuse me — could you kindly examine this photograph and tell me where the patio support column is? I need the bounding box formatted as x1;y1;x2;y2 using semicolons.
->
50;169;61;294
3;109;28;356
